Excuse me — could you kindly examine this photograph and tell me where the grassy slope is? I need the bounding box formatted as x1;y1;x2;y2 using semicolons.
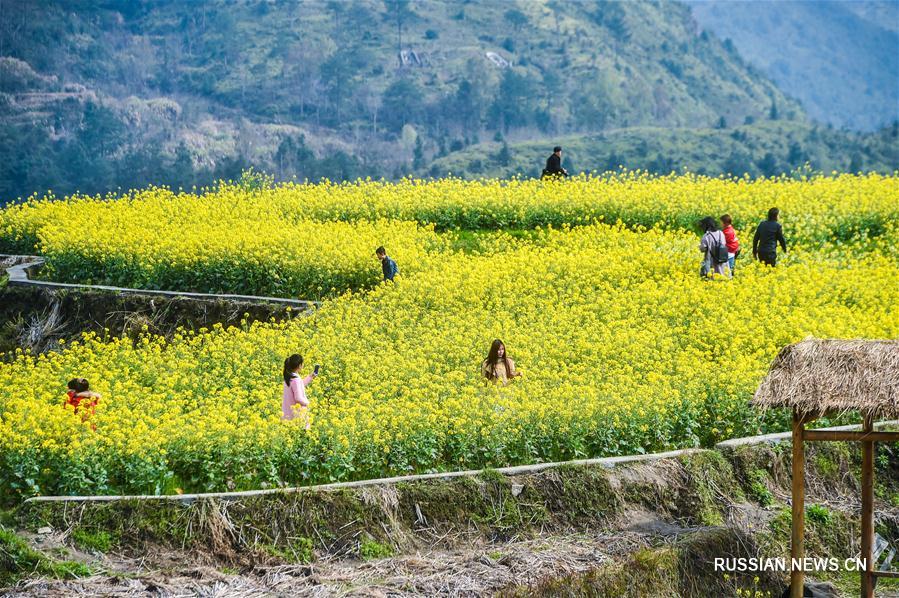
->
428;121;899;179
10;439;899;595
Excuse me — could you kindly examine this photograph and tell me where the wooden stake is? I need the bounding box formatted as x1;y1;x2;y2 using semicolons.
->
791;409;805;598
861;414;875;598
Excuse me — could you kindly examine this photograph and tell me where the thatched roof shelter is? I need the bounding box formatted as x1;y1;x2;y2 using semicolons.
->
753;338;899;597
752;338;899;420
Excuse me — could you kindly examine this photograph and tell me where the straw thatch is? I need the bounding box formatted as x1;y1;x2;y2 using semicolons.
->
752;338;899;419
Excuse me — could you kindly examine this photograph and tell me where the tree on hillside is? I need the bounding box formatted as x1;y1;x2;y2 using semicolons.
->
412;136;425;171
326;0;345;31
756;151;780;177
504;9;528;32
62;139;115;193
320;45;373;125
171;142;195;190
571;76;615;131
81;102;126;158
787;141;806;166
449;79;483;132
275;135;315;179
488;69;536;132
213;154;252;183
589;2;630;43
605;152;624;172
286;40;322;120
343;3;378;39
722;150;752;177
496;142;512;166
384;0;412;56
318;150;363;181
117;143;166;191
547;0;564;33
381;78;423;133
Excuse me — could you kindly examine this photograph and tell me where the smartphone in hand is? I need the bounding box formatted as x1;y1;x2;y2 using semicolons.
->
314;364;321;375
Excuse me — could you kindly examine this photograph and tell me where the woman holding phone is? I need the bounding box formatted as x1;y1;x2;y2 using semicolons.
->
282;354;319;429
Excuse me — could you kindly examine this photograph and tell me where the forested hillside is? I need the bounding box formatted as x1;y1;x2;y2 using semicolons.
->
0;0;807;200
688;0;899;131
429;121;899;180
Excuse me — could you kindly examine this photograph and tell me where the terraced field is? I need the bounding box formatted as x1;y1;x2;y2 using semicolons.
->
1;173;896;499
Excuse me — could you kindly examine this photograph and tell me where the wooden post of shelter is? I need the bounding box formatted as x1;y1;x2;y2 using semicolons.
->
860;414;874;597
790;409;805;598
751;339;899;598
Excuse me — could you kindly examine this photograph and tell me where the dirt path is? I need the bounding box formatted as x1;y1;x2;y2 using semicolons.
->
3;528;663;597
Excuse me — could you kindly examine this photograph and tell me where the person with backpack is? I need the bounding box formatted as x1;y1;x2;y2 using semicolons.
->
720;214;740;274
698;216;730;278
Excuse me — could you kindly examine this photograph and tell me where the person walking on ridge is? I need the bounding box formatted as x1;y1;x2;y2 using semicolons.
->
542;146;568;179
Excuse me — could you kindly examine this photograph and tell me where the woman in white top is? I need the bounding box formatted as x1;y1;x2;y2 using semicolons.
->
698;216;730;278
282;353;317;429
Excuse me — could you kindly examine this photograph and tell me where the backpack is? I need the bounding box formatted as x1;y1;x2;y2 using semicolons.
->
710;233;729;264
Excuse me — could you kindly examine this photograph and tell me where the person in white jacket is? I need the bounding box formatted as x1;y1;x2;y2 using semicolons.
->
698;216;731;278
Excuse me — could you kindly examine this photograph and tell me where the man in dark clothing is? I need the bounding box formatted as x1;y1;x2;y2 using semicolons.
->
542;146;568;178
376;246;399;281
752;207;788;267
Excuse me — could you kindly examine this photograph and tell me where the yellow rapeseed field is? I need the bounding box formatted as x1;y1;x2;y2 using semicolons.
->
0;186;443;297
2;172;896;254
0;174;896;498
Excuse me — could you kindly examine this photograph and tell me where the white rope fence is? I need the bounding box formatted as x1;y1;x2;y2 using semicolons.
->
24;420;898;505
2;253;319;309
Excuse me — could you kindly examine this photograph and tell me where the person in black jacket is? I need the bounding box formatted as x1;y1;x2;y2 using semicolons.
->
752;207;788;267
542;146;568;178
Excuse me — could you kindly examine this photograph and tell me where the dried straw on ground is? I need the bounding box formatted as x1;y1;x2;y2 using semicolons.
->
752;338;899;420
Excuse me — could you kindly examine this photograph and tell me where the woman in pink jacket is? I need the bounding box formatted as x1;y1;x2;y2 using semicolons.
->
282;354;317;429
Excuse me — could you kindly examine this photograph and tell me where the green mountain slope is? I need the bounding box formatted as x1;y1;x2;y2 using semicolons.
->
427;121;899;179
687;0;899;131
0;0;802;200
